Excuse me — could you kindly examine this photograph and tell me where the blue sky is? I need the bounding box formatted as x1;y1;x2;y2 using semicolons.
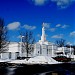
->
0;0;75;45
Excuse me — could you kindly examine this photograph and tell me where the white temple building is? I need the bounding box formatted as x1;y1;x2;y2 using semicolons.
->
0;23;74;60
34;23;57;57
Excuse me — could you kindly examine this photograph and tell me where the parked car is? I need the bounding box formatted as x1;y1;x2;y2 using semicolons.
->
53;56;71;62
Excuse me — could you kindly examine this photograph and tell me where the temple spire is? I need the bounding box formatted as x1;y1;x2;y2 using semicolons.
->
41;22;46;42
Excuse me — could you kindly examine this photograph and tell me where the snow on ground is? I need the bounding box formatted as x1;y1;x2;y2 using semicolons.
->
27;56;48;64
0;59;11;62
8;59;27;64
6;56;61;64
27;56;61;64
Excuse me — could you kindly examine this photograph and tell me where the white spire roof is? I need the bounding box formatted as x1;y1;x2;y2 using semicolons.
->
41;22;46;42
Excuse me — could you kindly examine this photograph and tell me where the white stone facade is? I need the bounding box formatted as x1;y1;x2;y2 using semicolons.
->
0;42;19;60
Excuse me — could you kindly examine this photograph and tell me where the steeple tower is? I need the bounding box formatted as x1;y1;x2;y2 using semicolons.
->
41;22;46;42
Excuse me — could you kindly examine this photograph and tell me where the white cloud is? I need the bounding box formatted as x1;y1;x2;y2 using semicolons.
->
51;34;63;38
37;34;41;37
56;24;61;27
23;24;36;30
70;31;75;37
51;0;74;8
33;0;45;5
17;35;21;39
49;28;56;32
32;0;49;6
46;34;48;37
31;0;74;7
43;23;50;28
61;25;69;28
7;22;20;30
67;42;72;45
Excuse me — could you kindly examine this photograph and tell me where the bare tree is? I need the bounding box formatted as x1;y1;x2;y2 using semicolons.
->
66;45;75;55
0;18;8;53
55;39;66;47
22;31;35;58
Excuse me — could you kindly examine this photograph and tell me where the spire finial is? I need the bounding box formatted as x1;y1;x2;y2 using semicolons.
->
42;22;44;27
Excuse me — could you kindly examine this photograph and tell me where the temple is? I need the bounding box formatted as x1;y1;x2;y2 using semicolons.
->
34;23;58;56
0;23;74;60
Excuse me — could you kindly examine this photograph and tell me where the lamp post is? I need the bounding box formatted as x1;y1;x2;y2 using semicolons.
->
19;35;24;57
